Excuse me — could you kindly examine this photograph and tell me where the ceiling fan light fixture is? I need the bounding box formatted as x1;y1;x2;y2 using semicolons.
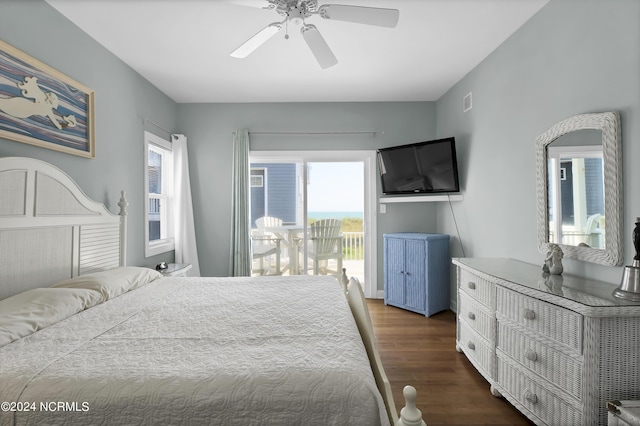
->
286;1;307;25
301;24;337;69
230;22;283;58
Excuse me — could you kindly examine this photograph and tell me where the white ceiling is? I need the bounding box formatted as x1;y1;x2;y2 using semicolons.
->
45;0;549;103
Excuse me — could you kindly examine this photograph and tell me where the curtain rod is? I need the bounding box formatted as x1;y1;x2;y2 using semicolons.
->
248;130;381;136
143;119;172;136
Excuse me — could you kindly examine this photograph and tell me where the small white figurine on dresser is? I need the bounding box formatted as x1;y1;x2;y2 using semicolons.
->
542;243;563;275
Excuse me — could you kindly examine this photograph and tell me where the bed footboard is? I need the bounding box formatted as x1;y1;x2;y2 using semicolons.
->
396;385;427;426
344;275;426;426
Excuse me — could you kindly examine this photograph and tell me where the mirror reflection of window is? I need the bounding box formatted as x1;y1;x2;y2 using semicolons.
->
546;130;605;249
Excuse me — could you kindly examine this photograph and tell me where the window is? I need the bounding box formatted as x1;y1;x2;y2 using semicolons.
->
144;131;174;257
547;144;604;248
250;171;264;188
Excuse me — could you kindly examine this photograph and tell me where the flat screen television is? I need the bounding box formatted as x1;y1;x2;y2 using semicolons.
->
377;137;460;195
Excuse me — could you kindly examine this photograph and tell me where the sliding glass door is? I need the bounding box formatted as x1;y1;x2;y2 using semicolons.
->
249;151;377;296
307;161;363;278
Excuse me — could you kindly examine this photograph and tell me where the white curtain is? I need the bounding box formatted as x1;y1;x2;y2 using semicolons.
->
229;129;252;276
172;134;201;277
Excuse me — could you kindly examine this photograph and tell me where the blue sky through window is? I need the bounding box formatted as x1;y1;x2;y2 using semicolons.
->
308;162;363;213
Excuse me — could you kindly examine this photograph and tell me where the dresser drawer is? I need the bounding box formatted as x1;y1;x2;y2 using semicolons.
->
497;321;583;399
459;291;495;343
459;268;495;308
496;286;583;353
458;320;494;380
497;355;582;426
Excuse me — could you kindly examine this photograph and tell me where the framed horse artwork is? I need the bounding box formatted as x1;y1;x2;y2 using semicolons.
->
0;39;95;158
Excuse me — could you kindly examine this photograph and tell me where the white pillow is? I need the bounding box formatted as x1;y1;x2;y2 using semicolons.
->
0;287;103;347
51;266;162;300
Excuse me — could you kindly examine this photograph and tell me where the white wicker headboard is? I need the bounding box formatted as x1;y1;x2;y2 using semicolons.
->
0;157;127;300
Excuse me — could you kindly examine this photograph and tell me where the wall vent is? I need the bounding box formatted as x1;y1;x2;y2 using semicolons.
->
463;92;472;112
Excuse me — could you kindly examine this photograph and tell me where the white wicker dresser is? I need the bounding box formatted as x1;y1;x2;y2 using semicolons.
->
454;258;640;426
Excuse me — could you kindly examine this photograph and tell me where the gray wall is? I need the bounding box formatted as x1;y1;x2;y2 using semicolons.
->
0;0;179;268
435;0;640;306
178;102;438;284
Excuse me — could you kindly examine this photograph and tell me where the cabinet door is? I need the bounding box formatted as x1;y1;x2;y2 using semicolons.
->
385;237;405;305
404;239;426;311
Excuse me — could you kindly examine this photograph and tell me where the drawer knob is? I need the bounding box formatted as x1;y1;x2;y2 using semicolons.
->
467;282;476;290
523;309;536;320
525;349;538;362
467;312;476;320
523;390;538;404
467;341;476;350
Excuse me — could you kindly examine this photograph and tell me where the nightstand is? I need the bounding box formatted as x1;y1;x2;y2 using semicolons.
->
155;263;192;277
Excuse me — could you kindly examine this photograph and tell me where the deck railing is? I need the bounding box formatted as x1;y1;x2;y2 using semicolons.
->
342;232;364;260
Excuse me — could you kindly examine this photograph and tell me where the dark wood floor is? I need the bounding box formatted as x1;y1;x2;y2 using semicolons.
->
366;300;535;426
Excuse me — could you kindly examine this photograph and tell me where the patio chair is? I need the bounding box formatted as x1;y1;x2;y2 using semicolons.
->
251;216;283;275
562;213;604;247
255;216;283;230
307;218;343;276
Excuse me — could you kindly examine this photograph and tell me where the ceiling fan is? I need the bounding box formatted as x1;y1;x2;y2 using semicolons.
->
229;0;399;69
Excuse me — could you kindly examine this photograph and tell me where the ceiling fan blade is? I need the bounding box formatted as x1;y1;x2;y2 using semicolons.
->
318;5;399;28
230;23;283;59
225;0;275;10
301;24;338;69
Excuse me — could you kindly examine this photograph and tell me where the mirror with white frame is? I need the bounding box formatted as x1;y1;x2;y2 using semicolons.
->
536;112;623;266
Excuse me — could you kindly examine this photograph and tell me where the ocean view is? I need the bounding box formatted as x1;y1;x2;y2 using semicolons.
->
308;211;363;219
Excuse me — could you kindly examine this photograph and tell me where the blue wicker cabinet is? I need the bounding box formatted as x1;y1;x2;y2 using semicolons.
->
383;233;450;317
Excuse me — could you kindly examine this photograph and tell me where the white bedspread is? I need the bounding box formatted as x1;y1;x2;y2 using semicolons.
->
0;275;389;426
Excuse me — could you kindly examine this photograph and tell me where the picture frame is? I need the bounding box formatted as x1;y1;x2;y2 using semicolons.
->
0;39;95;158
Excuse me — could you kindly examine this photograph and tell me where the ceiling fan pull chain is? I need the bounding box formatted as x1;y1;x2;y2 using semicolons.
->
284;18;290;40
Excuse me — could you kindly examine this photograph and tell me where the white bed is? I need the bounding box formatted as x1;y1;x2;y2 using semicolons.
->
0;157;424;426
